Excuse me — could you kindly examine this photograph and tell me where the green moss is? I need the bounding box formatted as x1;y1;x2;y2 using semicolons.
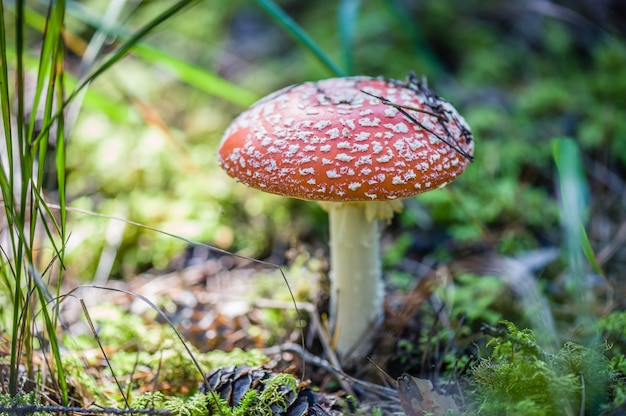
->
469;321;609;415
258;373;298;415
132;391;214;416
164;394;211;416
131;391;166;410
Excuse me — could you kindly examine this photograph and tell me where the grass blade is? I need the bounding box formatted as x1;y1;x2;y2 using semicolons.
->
7;0;28;396
32;0;69;403
9;0;197;146
133;44;258;107
338;0;361;75
552;137;596;337
553;138;608;282
20;2;255;110
0;4;12;160
0;2;15;203
255;0;346;77
65;0;200;106
68;0;258;106
76;0;129;80
65;0;257;107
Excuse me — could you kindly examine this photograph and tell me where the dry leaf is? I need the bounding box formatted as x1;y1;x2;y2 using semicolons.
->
397;373;458;415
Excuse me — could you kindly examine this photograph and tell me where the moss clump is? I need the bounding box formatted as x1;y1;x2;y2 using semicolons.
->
469;321;609;415
131;391;209;416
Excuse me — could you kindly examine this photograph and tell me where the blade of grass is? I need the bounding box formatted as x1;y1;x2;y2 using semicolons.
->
552;137;596;340
338;0;360;75
76;0;130;79
54;94;67;270
64;0;130;145
0;0;15;215
579;224;608;280
65;0;257;106
25;1;63;267
553;137;609;284
27;0;215;145
31;264;68;403
255;0;346;77
36;0;68;275
32;0;62;207
19;1;255;112
78;298;130;408
8;0;27;396
0;4;13;165
31;0;69;404
67;0;201;103
133;44;258;107
4;45;145;122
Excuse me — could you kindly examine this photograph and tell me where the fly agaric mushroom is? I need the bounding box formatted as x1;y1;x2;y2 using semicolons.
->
217;74;473;360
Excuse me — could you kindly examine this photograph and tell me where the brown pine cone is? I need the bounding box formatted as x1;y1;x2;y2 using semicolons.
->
200;366;339;415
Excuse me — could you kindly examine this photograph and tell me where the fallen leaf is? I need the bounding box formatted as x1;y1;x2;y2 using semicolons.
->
397;373;458;415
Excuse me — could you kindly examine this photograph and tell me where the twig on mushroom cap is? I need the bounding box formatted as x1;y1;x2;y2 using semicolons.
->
361;74;474;162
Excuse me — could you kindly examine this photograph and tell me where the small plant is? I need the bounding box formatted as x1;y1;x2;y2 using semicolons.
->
469;321;609;416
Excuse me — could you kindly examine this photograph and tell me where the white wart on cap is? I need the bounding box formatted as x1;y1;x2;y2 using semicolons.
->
218;75;474;201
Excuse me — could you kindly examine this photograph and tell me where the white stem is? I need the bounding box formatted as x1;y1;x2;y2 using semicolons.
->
327;203;384;358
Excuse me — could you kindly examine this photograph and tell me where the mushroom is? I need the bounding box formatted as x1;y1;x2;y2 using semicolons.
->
217;74;474;360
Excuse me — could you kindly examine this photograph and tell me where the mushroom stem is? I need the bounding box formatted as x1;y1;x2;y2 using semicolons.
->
328;203;382;357
323;201;401;359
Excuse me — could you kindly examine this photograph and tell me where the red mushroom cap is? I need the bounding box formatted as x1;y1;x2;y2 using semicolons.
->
218;75;474;202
